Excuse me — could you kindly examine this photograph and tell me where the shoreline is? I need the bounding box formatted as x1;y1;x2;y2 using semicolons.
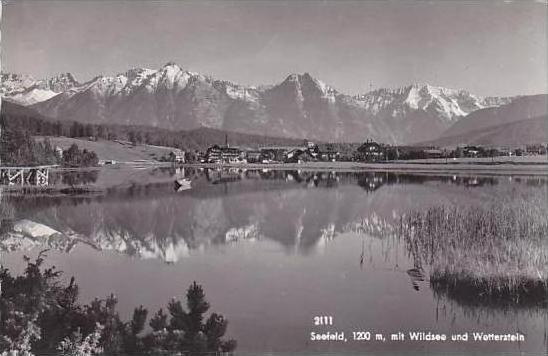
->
177;159;548;175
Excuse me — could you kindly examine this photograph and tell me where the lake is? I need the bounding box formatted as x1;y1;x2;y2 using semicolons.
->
1;166;546;354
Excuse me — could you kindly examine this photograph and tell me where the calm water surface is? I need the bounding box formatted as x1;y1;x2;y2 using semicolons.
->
1;167;546;353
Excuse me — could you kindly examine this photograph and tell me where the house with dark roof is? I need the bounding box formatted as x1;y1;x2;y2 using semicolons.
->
356;140;385;162
316;144;340;162
205;145;244;164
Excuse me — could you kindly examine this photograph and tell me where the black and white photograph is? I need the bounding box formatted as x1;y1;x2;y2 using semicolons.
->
0;1;546;355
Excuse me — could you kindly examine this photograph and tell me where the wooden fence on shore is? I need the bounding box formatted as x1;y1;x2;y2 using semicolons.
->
0;166;55;186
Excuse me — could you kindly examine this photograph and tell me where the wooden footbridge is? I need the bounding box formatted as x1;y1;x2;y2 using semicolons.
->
0;166;56;186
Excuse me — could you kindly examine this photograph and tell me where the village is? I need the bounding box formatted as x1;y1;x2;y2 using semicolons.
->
169;137;548;165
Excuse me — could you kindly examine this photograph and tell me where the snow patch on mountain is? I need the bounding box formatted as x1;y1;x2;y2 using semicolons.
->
1;72;80;105
354;83;514;124
1;73;38;94
403;85;422;110
7;88;59;105
46;73;80;92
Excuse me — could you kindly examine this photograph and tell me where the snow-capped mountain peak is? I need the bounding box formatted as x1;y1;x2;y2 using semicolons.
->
45;72;80;92
0;73;38;94
277;72;337;103
123;67;157;84
354;82;513;123
1;72;81;105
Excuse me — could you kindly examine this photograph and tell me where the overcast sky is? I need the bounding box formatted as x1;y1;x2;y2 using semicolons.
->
2;0;547;97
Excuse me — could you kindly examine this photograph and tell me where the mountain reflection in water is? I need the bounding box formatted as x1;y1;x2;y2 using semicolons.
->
1;168;546;261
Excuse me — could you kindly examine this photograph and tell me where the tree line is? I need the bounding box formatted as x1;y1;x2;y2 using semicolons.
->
1;101;306;153
0;115;59;166
0;253;237;355
0;114;98;168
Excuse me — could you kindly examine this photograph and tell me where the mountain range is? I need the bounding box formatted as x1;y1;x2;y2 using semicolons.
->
1;63;544;145
422;94;548;147
1;72;79;105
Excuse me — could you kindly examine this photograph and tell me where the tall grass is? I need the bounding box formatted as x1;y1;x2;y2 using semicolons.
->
398;194;548;307
0;190;15;235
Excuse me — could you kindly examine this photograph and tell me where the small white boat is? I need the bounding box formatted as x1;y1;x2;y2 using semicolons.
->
174;178;192;191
